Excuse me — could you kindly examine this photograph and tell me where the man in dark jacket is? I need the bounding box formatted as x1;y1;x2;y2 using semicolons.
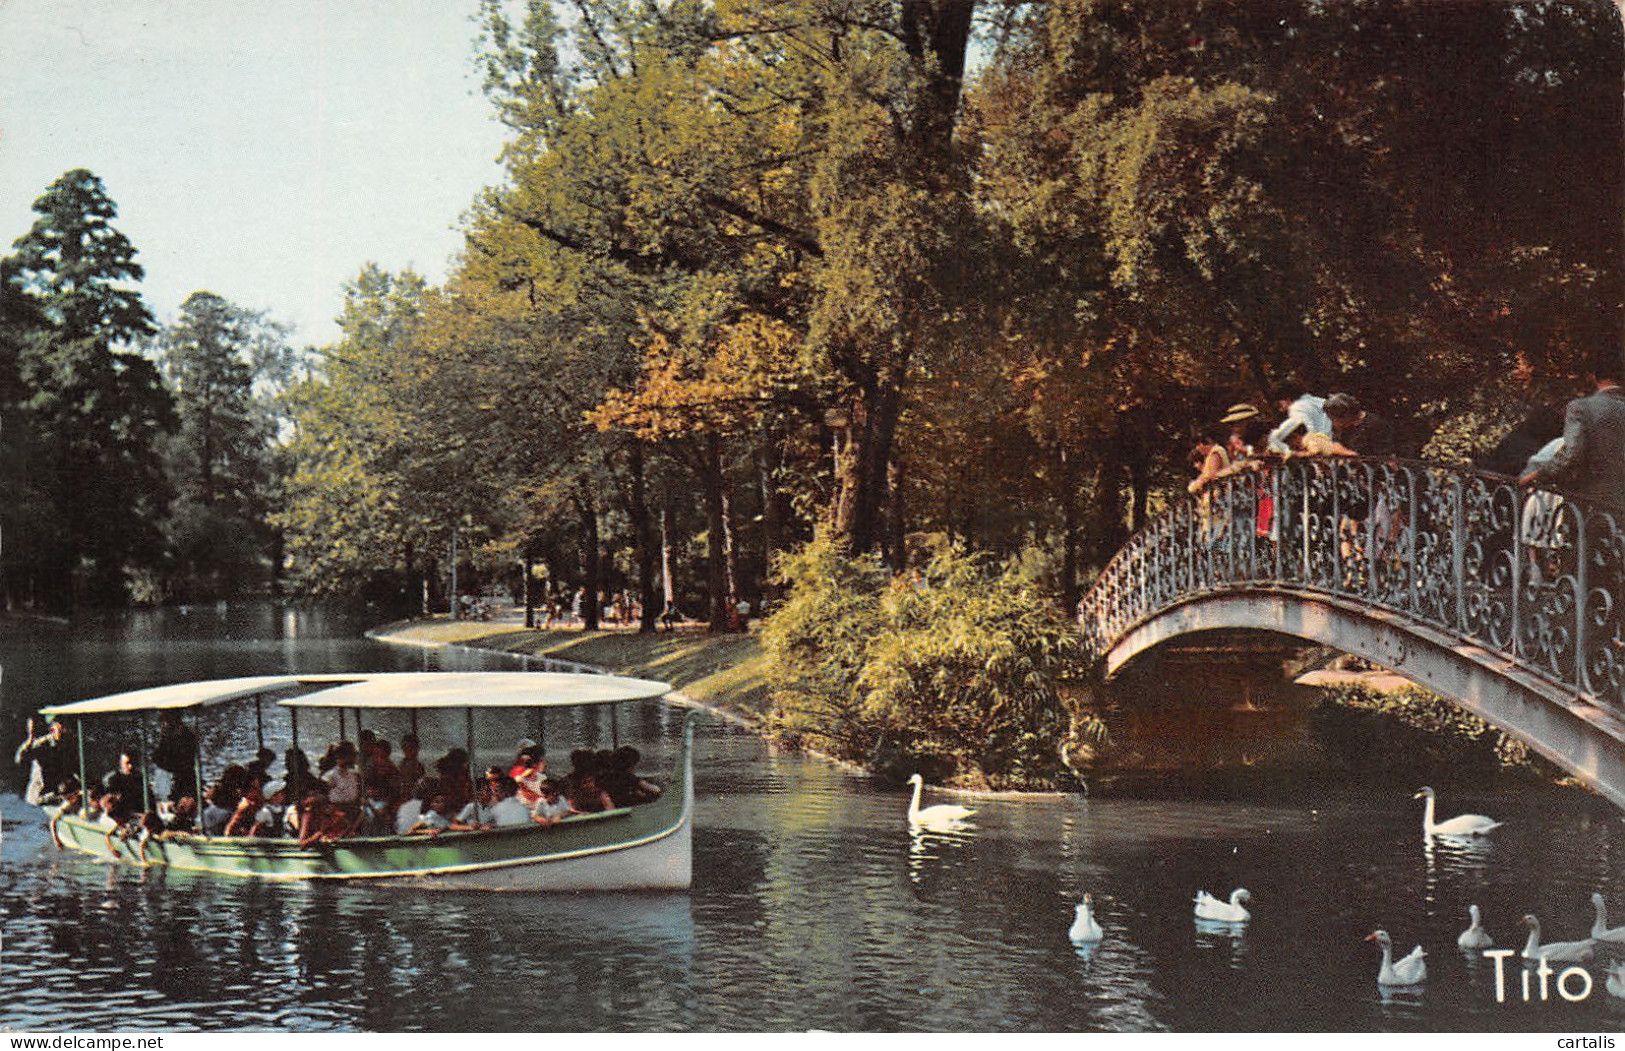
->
1522;365;1625;511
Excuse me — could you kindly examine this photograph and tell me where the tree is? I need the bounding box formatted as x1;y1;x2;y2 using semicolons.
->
153;291;295;599
3;169;174;608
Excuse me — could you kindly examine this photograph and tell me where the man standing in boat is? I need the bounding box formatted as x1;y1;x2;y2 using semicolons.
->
13;716;68;805
151;709;198;802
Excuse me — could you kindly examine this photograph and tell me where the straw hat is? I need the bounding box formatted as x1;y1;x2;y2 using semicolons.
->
1220;403;1260;424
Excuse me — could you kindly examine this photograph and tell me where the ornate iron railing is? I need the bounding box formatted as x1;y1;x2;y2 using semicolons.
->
1079;457;1625;708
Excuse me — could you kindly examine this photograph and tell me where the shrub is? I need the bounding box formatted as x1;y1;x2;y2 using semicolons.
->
761;532;1096;787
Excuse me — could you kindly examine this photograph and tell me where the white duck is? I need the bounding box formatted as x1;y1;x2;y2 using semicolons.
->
1522;913;1596;963
1607;962;1625;1001
1591;893;1625;942
1367;930;1427;986
905;774;976;828
1457;904;1494;950
1069;893;1104;944
1414;786;1502;836
1193;888;1251;922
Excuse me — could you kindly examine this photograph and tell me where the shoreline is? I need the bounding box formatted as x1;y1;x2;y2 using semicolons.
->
366;615;1070;799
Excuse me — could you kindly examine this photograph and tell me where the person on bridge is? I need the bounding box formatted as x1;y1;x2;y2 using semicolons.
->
1521;363;1625;511
1325;393;1399;458
1267;391;1332;454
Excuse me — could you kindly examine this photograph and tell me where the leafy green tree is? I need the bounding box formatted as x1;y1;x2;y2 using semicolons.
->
153;291;294;599
4;169;174;608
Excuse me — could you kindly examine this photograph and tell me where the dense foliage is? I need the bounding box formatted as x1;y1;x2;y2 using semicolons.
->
761;534;1096;786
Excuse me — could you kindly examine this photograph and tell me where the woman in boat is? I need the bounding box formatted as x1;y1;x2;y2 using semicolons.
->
434;749;474;813
224;779;266;837
397;734;425;797
511;746;546;806
600;747;662;807
394;777;435;836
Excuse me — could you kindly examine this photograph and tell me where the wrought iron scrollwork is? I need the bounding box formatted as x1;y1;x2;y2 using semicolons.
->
1078;457;1625;711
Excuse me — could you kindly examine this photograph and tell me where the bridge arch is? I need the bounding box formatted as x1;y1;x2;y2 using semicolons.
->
1079;458;1625;809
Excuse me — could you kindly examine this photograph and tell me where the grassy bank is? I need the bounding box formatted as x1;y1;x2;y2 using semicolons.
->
371;619;772;725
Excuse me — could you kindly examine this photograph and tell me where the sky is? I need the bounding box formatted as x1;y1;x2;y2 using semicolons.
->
0;0;512;347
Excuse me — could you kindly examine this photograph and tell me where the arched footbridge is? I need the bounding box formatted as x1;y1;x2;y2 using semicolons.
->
1077;457;1625;809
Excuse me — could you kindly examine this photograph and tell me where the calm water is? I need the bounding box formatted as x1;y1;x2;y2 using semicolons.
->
2;604;1624;1032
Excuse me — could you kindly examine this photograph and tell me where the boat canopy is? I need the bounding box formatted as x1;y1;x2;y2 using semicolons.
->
279;672;670;710
41;676;309;717
41;671;671;718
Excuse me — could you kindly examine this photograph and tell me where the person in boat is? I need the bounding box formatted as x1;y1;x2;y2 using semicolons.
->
459;766;505;826
151;709;198;802
200;782;234;836
530;778;573;825
295;784;353;847
15;716;69;806
360;775;397;836
284;747;313;799
394;777;435;836
252;780;289;837
162;791;198;834
434;749;474;812
224;778;267;837
368;738;402;801
322;741;362;821
484;774;533;828
512;747;547;806
600;746;662;807
99;791;140;853
101;752;147;807
564;752;615;814
406;789;480;835
397;734;426;797
52;776;82;817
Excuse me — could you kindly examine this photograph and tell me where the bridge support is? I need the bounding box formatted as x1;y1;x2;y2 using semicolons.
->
1106;590;1625;812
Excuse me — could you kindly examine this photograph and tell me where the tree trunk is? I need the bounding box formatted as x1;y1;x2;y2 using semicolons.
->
702;433;731;632
578;486;600;632
830;374;904;558
886;456;907;571
628;443;659;632
1060;448;1081;618
522;542;535;629
660;501;676;611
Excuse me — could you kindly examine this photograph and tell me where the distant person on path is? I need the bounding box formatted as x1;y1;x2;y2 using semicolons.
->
1521;364;1625;510
14;716;68;806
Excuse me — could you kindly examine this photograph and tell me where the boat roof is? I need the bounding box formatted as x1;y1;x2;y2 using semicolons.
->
41;671;671;717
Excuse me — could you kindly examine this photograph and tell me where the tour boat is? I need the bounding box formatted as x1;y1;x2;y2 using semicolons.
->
38;671;695;891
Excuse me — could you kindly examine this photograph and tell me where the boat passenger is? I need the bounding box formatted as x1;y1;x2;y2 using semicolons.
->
284;747;313;799
224;779;266;837
566;769;615;815
530;779;572;825
394;777;436;836
15;716;69;806
100;791;140;854
252;780;289;837
457;767;504;827
601;746;662;807
434;749;473;812
485;775;533;828
246;746;276;785
512;748;547;806
323;741;362;817
200;783;233;836
406;792;455;835
369;738;402;801
163;792;198;834
102;752;146;806
360;777;397;836
296;785;349;847
151;710;197;802
397;734;426;796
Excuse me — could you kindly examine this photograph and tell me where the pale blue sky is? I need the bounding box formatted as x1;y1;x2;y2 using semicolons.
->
0;1;511;347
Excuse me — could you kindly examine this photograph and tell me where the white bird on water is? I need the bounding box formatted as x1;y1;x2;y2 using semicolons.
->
1069;893;1104;944
1521;914;1595;963
905;774;976;829
1414;786;1502;837
1193;888;1251;922
1457;904;1494;950
1590;893;1625;942
1367;930;1427;986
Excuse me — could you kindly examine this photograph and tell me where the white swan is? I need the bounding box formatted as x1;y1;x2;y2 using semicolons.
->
1367;930;1427;986
1069;893;1104;944
1193;888;1251;922
1590;893;1625;942
1414;786;1502;836
1522;914;1595;963
1457;904;1494;950
905;774;976;828
1607;962;1625;1001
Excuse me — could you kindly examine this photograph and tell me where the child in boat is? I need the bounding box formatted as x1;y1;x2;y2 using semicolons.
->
485;775;533;828
359;776;397;836
252;780;289;837
200;783;233;836
530;779;572;825
394;777;435;836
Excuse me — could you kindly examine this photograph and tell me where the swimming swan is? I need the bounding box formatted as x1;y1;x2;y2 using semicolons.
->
1521;914;1595;963
1590;893;1625;942
905;774;976;828
1193;888;1251;922
1457;904;1493;950
1367;930;1427;986
1069;893;1104;943
1414;786;1502;836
